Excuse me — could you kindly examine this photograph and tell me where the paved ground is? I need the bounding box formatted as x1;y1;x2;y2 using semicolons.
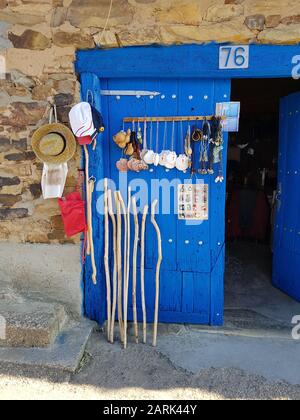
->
0;242;299;400
0;329;299;400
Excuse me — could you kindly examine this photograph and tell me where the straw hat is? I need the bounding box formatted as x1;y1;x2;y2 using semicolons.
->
32;123;76;164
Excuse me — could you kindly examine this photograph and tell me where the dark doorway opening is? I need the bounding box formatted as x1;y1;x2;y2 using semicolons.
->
225;78;300;329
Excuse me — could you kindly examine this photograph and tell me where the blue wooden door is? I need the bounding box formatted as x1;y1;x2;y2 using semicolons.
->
273;92;300;302
81;73;230;326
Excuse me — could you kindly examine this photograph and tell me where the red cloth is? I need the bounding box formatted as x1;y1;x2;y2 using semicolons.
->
58;191;87;238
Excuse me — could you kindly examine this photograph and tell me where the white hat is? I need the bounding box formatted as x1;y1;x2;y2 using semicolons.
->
69;102;95;145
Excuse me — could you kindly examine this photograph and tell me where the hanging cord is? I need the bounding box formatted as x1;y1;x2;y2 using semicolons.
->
163;121;167;150
49;104;58;124
180;121;184;154
171;120;175;152
143;119;147;150
86;89;94;105
149;119;153;150
155;121;159;153
96;0;114;45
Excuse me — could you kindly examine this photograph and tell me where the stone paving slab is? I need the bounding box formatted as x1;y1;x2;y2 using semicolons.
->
0;319;96;373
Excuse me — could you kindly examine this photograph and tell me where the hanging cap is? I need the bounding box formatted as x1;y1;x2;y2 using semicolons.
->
91;106;105;134
69;102;105;146
69;102;95;145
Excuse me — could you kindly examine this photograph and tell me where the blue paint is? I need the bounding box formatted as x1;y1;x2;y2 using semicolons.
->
76;44;300;79
273;92;300;302
77;44;300;327
80;74;230;326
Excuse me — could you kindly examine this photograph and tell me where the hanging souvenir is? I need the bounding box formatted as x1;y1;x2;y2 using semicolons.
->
116;158;129;172
136;121;143;145
176;122;190;172
113;128;131;149
124;142;134;156
140;120;148;160
159;121;170;167
192;125;203;142
199;118;210;175
144;119;155;165
165;120;177;169
210;116;224;182
32;105;76;200
153;121;160;167
184;125;193;158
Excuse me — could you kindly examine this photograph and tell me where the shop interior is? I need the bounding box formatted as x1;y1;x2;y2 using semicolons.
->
225;78;300;327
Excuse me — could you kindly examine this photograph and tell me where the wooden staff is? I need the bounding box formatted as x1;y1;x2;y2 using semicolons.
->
151;199;162;347
108;190;117;344
115;191;124;342
87;178;97;285
132;197;139;344
118;191;128;347
141;204;148;344
104;179;111;341
123;187;131;349
83;145;91;256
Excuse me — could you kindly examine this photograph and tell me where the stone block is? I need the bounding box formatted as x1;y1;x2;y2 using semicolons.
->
0;300;67;348
265;15;281;28
8;29;51;50
0;176;20;188
205;4;244;23
0;102;47;128
52;30;94;48
0;208;28;220
67;0;133;28
245;14;265;31
258;23;300;44
0;194;22;206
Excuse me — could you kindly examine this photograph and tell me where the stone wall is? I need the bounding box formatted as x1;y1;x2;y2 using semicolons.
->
1;0;300;244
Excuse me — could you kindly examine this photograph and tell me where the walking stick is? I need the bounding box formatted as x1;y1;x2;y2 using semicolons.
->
132;197;139;344
87;177;97;285
115;191;124;342
104;179;111;341
151;199;162;347
141;204;148;344
118;191;128;347
108;190;117;344
83;145;91;256
123;187;131;349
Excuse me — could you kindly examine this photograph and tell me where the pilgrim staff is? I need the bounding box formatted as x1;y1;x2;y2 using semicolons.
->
132;197;139;344
87;173;97;285
104;178;111;341
118;191;128;346
83;145;91;256
140;204;148;344
115;191;124;342
151;199;162;347
123;187;131;349
108;190;117;344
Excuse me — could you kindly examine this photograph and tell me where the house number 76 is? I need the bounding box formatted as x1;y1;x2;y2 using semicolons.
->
219;46;250;70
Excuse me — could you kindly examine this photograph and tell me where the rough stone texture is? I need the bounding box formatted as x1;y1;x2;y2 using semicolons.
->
0;243;83;315
0;318;95;372
204;4;244;23
265;15;282;29
0;299;67;348
258;24;300;44
53;31;94;49
245;14;266;31
8;30;51;50
0;0;300;249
